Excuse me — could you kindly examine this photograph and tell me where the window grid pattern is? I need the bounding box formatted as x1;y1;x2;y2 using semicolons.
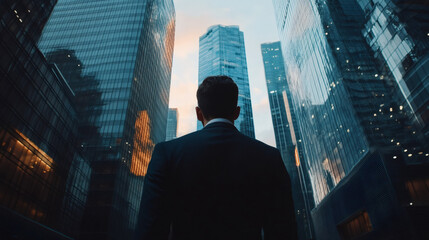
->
38;0;175;238
0;1;91;237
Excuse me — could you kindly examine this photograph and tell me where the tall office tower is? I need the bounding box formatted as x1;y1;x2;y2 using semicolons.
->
166;108;178;141
357;0;429;138
0;0;91;239
261;41;315;240
38;0;175;239
272;0;429;239
198;25;255;137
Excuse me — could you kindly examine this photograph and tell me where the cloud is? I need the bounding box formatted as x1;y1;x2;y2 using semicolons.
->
252;97;270;112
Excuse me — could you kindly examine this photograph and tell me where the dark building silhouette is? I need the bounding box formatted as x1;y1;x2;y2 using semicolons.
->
272;0;429;239
261;41;315;240
38;0;176;239
0;0;91;239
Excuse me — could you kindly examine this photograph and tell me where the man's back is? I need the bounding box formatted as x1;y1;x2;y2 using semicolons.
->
136;122;297;240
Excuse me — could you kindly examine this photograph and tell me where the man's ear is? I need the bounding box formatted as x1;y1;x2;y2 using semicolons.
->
196;106;205;123
232;106;240;120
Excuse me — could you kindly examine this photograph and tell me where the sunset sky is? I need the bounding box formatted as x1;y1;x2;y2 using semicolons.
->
169;0;279;146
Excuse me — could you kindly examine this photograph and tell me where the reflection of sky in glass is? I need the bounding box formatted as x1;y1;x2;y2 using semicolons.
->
273;0;369;203
361;1;414;109
358;0;429;132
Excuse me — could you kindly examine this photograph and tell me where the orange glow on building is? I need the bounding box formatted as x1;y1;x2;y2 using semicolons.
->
164;18;176;69
15;130;53;169
130;111;155;176
1;129;53;173
295;146;300;167
0;128;54;221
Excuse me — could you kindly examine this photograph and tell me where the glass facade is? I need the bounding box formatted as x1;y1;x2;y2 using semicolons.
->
0;0;91;238
198;25;255;138
261;41;314;240
272;0;370;204
38;0;175;239
166;108;178;141
357;0;429;137
273;0;429;239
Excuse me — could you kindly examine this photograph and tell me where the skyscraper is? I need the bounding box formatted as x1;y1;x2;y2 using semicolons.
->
198;25;255;137
272;0;429;239
0;0;91;239
357;0;429;138
166;108;178;141
261;41;314;240
38;0;175;239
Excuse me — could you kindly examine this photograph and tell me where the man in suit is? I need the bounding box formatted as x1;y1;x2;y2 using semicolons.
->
135;76;297;240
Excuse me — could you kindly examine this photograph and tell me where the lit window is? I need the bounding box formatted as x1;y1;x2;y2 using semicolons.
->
337;211;373;240
406;178;429;204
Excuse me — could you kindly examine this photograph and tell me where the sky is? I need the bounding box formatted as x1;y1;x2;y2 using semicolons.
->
168;0;279;147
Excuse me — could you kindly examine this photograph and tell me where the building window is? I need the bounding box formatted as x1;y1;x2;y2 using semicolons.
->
406;178;429;205
337;210;373;240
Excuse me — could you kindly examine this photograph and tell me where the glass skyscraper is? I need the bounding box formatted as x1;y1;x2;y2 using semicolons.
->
198;25;255;138
357;0;429;138
272;0;428;239
38;0;175;239
166;108;178;141
0;0;91;239
261;41;314;240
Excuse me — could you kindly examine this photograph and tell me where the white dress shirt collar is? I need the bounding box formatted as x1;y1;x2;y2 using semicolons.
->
205;118;233;127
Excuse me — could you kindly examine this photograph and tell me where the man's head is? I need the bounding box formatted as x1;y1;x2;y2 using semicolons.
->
196;75;240;126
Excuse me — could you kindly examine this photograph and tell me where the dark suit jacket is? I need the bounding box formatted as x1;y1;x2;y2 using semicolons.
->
135;122;297;240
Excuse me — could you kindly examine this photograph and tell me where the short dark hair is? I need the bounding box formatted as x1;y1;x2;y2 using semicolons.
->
197;75;238;119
